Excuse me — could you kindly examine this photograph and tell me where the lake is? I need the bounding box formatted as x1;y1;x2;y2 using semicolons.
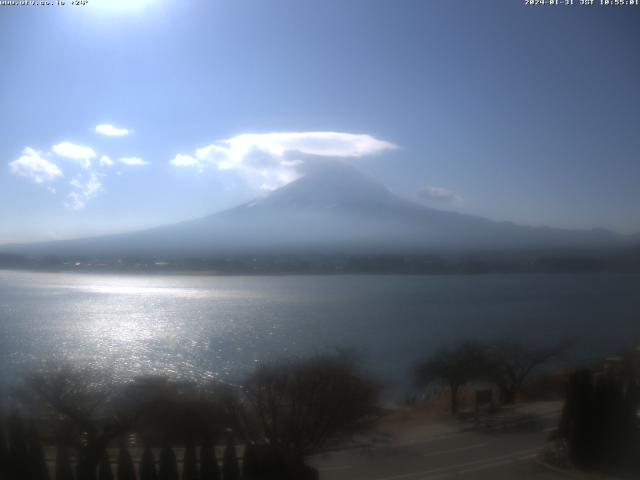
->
1;270;639;397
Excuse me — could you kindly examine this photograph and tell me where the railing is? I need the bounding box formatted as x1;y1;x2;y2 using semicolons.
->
0;419;319;480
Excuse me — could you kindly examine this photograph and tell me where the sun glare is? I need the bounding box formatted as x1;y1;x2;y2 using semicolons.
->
89;0;156;13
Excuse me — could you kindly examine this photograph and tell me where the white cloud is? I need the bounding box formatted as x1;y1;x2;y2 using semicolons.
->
229;132;395;158
170;153;199;167
52;142;97;169
83;173;103;197
69;178;83;189
65;172;103;210
65;192;86;210
417;186;462;204
119;156;149;166
9;147;64;183
99;155;115;167
171;131;396;189
95;124;131;136
260;183;278;192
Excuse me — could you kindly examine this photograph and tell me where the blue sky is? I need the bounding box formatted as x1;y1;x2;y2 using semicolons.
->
1;0;639;244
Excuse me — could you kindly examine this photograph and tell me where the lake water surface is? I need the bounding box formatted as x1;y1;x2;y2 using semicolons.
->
1;270;639;396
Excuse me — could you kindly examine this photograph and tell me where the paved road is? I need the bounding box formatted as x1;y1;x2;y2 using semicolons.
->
309;414;572;479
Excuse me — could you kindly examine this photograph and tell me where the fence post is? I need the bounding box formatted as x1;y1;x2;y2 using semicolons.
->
182;440;198;480
222;437;240;480
8;414;29;479
54;446;74;480
158;442;178;480
97;450;114;480
117;442;136;480
27;422;50;480
0;424;8;479
199;437;220;480
139;445;157;480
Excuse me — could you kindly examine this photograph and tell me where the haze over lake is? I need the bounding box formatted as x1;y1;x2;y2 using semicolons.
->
2;270;639;396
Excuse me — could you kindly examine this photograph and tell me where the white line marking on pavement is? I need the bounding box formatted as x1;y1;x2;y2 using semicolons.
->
458;452;537;475
423;442;489;457
372;446;541;480
318;465;353;472
405;430;470;446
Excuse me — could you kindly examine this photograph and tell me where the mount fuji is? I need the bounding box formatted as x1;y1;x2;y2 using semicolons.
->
1;161;630;258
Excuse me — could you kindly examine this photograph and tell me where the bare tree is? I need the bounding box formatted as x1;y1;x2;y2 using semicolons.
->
485;339;569;404
414;340;489;414
239;351;380;465
15;365;141;476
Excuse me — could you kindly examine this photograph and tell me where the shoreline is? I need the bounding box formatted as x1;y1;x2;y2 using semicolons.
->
2;266;640;278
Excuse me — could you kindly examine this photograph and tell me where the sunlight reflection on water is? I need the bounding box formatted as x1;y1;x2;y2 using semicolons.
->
1;270;640;395
38;275;263;300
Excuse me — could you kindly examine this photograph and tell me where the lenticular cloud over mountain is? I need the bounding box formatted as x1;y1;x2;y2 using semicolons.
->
170;131;397;189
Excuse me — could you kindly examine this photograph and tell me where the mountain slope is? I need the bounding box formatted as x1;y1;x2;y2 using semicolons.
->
1;161;629;257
